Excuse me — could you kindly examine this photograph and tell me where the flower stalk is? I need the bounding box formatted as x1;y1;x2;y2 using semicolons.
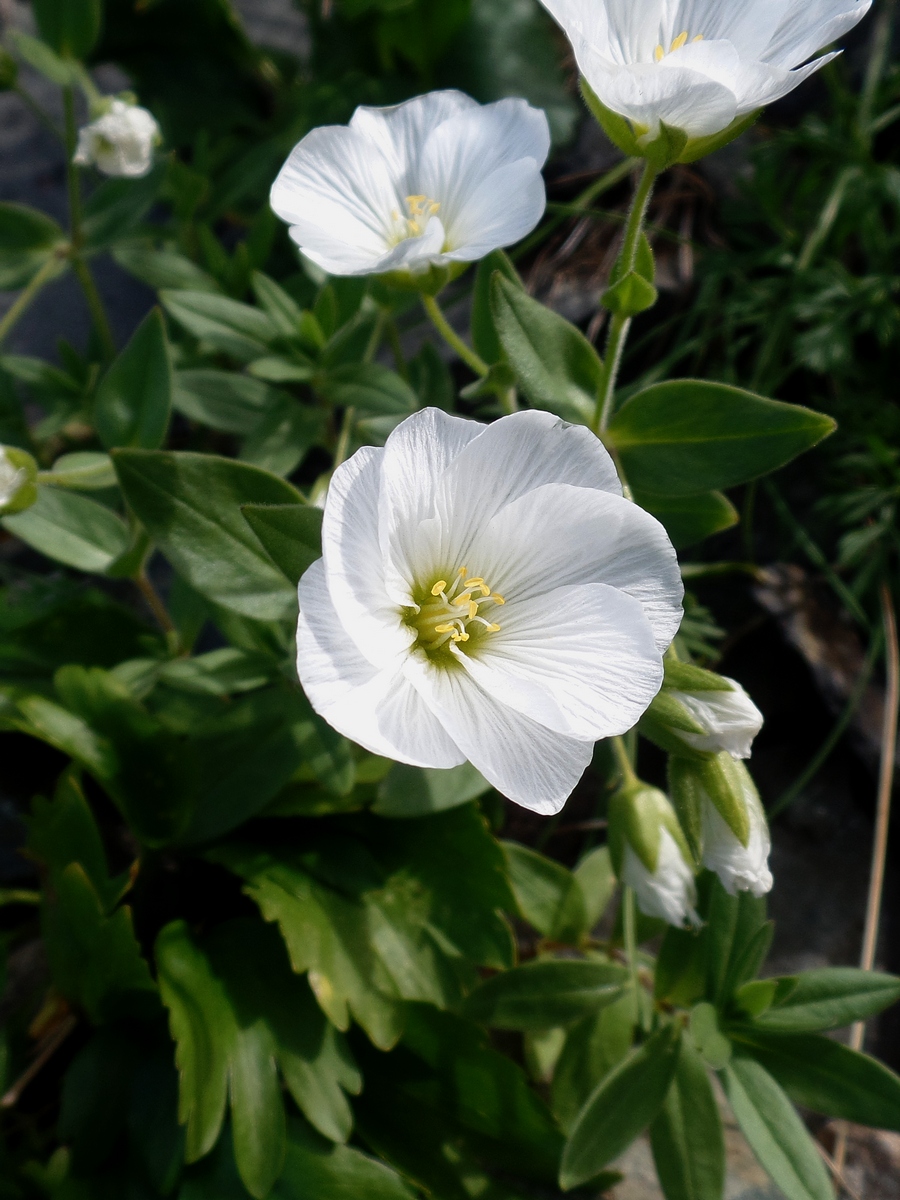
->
422;293;490;378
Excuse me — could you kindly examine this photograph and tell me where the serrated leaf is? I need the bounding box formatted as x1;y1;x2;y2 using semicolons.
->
465;959;627;1030
722;1056;834;1200
560;1024;682;1189
606;381;836;496
113;450;301;619
95;309;172;450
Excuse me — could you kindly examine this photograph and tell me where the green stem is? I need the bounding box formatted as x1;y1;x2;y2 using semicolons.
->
796;165;858;272
72;256;116;361
622;885;643;1025
611;734;639;789
595;160;657;434
422;293;489;377
0;888;40;907
0;253;65;347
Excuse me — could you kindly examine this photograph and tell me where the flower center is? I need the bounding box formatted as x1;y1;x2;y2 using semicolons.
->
389;194;441;244
654;31;703;61
407;566;505;655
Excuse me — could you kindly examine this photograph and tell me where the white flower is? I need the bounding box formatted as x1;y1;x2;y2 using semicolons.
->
700;759;773;897
670;676;763;759
622;828;699;926
296;407;683;814
538;0;872;141
74;100;161;178
0;449;26;508
270;90;550;277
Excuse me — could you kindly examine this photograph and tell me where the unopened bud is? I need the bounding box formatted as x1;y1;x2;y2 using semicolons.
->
0;446;38;515
641;659;763;760
609;782;698;928
670;753;772;898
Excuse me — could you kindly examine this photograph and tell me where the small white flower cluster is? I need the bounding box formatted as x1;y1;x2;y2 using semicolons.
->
74;98;161;179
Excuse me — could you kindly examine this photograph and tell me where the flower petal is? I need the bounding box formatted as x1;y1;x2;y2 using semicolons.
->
763;0;872;68
321;445;414;669
622;830;699;926
584;53;739;137
406;655;593;815
672;677;764;759
350;90;479;188
456;582;663;739
438;159;548;261
465;482;683;652
298;560;463;767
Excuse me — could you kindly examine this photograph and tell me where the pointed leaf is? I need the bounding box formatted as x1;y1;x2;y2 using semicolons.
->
650;1041;725;1200
465;959;627;1030
750;968;900;1033
3;487;129;574
95;308;172;450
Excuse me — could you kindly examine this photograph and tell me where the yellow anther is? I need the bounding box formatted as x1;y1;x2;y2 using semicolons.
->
468;601;479;620
406;194;427;210
453;591;472;607
464;577;484;587
431;580;447;596
434;623;455;634
693;33;704;42
408;220;420;235
491;593;506;605
429;201;441;214
459;566;468;576
487;623;501;632
670;30;688;52
655;43;665;61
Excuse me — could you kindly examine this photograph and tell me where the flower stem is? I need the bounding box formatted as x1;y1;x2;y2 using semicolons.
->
422;293;489;378
135;570;177;642
0;253;65;347
594;160;657;434
622;885;645;1030
611;734;639;789
63;87;116;362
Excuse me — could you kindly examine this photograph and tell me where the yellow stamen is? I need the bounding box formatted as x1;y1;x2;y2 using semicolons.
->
453;591;473;607
414;568;504;653
458;566;468;576
654;43;665;61
670;30;688;52
487;623;501;632
464;577;484;587
429;201;441;214
491;593;506;605
434;623;455;634
431;580;447;596
467;601;478;620
693;33;704;42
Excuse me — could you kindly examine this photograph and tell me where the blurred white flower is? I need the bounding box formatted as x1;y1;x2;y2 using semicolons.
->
297;407;683;814
270;90;550;277
670;676;763;759
0;449;26;508
700;757;773;897
623;827;699;926
538;0;871;141
74;99;161;178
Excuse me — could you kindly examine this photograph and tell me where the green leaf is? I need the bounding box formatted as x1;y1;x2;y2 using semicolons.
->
95;309;172;450
113;449;301;619
721;1056;834;1200
239;398;323;478
471;250;522;365
0;201;66;289
33;0;101;58
251;271;306;338
502;841;587;943
650;1041;725;1200
41;452;117;491
372;760;490;817
560;1024;682;1189
606;381;836;496
3;486;129;573
551;992;636;1133
732;1028;900;1130
161;290;278;361
465;959;627;1030
748;968;900;1032
247;356;315;383
633;489;739;549
173;369;272;434
8;30;82;85
277;1118;416;1200
113;239;221;294
573;846;617;931
81;166;166;250
14;694;117;781
491;273;601;423
688;1002;732;1070
158;648;273;697
319;363;418;415
602;270;658;316
408;342;455;411
241;503;322;586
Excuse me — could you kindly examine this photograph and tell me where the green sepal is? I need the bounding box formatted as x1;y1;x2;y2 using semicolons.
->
459;360;516;400
602;271;658;317
667;757;704;859
696;754;754;848
678;110;762;164
608;782;692;876
0;445;38;514
378;261;468;297
663;659;734;694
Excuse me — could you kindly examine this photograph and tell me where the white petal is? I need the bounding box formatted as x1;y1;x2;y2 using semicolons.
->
438;158;547;261
466;483;683;652
320;445;414;669
456;582;663;739
671;677;764;758
298;560;463;767
377;407;485;601
622;829;699;926
350;91;479;188
730;54;840;115
763;0;872;68
406;654;593;815
701;793;772;897
270;125;400;273
417;98;550;251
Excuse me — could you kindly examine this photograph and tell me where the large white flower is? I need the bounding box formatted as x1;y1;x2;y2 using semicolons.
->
296;408;683;814
538;0;871;141
270;90;550;277
74;99;161;179
622;828;699;926
670;676;763;759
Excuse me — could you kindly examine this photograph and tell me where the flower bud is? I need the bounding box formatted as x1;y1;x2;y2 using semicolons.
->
641;659;763;760
670;753;773;899
0;446;38;515
73;99;161;179
609;782;698;928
